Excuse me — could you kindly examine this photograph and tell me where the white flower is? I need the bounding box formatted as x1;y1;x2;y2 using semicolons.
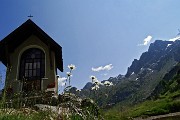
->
93;79;103;86
68;64;76;70
90;75;96;80
93;79;99;84
104;81;110;85
91;86;95;90
66;72;72;77
91;84;99;90
90;75;98;83
76;89;81;92
104;81;113;86
90;76;104;86
109;82;113;86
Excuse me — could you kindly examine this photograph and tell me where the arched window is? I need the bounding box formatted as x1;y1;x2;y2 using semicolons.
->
19;48;45;80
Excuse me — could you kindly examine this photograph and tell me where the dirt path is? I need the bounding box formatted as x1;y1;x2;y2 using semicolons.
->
133;112;180;120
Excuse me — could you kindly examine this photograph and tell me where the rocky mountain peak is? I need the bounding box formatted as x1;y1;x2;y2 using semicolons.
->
125;40;177;77
148;40;173;52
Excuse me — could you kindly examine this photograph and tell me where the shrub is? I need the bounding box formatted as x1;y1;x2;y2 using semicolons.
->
169;101;180;112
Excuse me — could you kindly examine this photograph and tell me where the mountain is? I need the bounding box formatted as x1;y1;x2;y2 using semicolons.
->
83;82;93;90
81;40;180;107
107;40;180;104
147;62;180;99
125;64;180;118
125;40;174;77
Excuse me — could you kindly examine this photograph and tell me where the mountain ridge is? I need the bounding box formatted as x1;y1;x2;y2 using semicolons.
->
81;39;180;107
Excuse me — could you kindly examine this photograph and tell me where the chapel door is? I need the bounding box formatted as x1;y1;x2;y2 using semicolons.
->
19;48;45;92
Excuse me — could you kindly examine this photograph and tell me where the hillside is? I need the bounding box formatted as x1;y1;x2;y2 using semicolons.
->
104;45;180;119
125;64;180;118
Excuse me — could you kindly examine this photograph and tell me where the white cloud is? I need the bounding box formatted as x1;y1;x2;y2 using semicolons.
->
169;36;180;41
58;77;67;82
58;77;67;86
138;35;153;46
92;64;113;72
103;73;108;76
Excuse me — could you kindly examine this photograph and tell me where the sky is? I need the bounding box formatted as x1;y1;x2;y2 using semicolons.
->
1;0;180;89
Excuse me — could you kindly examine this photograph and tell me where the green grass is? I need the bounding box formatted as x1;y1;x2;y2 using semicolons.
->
103;111;130;120
0;110;56;120
129;98;172;117
103;71;180;120
103;90;180;119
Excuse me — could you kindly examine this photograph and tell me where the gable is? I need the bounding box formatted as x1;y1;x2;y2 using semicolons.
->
0;19;63;72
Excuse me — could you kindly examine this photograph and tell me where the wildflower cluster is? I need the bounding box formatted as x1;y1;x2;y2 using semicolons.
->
90;76;101;91
89;75;114;108
90;76;113;91
58;64;76;93
57;64;104;119
104;81;113;87
67;64;76;86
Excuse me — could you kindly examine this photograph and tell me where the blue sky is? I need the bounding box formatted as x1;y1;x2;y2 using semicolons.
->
1;0;180;89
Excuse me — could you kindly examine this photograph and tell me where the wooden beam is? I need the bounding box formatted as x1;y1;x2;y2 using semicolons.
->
5;42;10;66
48;44;53;70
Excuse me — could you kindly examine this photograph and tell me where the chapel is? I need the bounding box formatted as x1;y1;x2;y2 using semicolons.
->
0;19;63;95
